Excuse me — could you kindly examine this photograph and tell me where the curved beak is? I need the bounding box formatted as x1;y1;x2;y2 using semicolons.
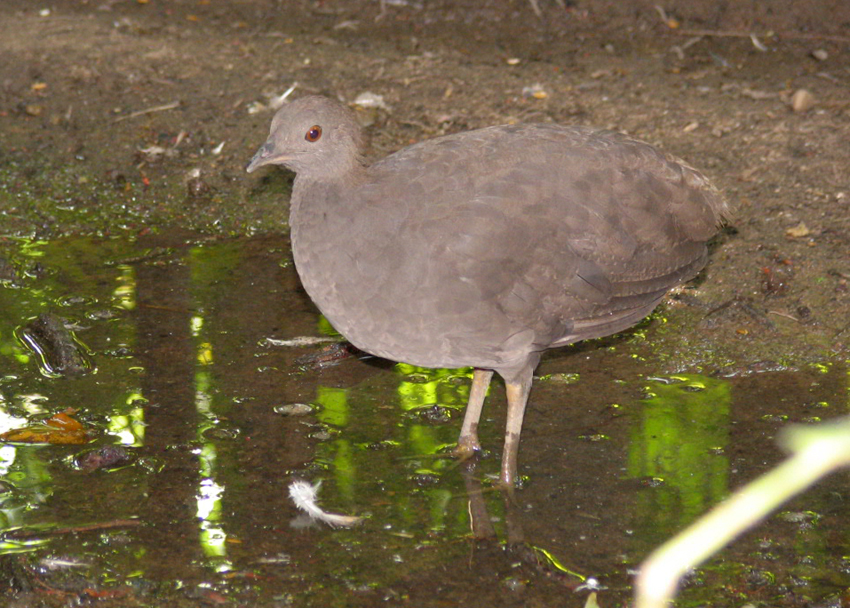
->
246;140;289;173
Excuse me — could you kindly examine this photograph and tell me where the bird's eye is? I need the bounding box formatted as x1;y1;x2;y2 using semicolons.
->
305;125;322;142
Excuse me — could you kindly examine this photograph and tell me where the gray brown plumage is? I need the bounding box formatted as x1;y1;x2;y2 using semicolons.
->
247;95;728;487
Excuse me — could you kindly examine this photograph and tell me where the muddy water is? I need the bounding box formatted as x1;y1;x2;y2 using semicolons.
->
0;233;847;607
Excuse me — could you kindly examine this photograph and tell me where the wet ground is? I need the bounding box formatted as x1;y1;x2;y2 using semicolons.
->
1;0;850;606
1;234;848;607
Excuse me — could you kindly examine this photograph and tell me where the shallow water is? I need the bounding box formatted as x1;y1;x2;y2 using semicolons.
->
0;233;847;607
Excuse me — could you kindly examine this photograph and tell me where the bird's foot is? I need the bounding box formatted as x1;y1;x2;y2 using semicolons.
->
454;435;482;462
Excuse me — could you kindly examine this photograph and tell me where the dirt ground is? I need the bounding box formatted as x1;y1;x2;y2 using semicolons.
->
3;0;849;369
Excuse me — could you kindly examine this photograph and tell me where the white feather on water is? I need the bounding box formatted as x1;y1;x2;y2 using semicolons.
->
288;480;363;528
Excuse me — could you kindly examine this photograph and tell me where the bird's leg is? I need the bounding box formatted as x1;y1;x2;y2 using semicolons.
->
500;367;534;488
455;368;494;460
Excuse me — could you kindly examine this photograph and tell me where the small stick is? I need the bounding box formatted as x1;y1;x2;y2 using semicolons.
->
3;519;141;539
114;100;181;123
766;310;800;322
675;29;850;44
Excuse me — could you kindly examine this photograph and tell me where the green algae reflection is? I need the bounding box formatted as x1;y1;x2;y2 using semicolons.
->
627;374;731;543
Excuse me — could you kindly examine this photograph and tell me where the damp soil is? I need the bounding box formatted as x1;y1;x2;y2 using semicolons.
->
1;1;850;607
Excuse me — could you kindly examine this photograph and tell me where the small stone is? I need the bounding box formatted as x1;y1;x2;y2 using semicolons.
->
790;89;815;113
274;403;314;416
186;176;212;198
811;49;828;61
77;446;132;472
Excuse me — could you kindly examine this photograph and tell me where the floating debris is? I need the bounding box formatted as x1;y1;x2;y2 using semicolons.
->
0;408;90;445
273;403;314;416
576;576;608;592
40;557;91;570
261;336;337;347
254;553;292;565
288;480;363;528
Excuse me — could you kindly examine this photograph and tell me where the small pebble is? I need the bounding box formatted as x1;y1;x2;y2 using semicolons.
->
186;176;213;198
77;446;132;472
790;89;815;113
310;429;332;441
274;403;314;416
811;49;828;61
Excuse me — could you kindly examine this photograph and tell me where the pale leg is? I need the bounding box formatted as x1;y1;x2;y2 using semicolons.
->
500;367;534;487
455;368;493;459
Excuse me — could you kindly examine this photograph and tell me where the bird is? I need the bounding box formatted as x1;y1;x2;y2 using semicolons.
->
246;95;728;487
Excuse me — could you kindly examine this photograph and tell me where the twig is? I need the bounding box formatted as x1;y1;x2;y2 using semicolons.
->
114;100;181;123
675;29;850;44
3;519;141;539
766;310;800;322
263;336;337;347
